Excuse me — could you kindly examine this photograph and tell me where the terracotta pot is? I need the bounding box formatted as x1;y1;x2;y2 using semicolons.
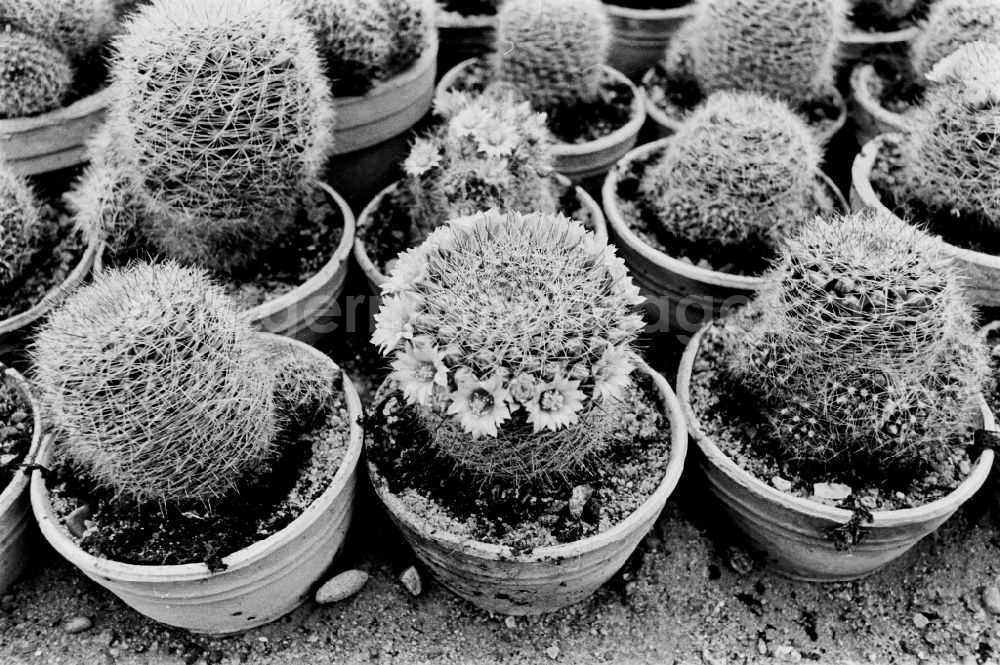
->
435;6;497;78
848;63;908;147
436;59;647;184
0;367;42;594
368;362;688;615
0;232;101;358
0;88;112;177
605;2;695;78
353;174;609;296
839;24;919;67
601;138;848;333
676;325;995;582
327;40;438;210
94;183;355;346
30;335;364;634
851;135;1000;307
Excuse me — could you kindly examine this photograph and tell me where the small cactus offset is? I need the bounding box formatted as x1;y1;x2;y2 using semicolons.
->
0;0;115;63
639;91;821;250
76;0;335;273
0;161;43;289
32;262;279;504
493;0;610;112
402;91;555;241
682;0;846;107
727;209;989;476
911;0;1000;78
0;31;73;119
900;41;1000;230
372;209;645;484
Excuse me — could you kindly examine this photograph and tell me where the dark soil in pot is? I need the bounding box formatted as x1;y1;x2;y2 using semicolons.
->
848;0;930;33
0;379;32;490
44;371;352;569
689;321;976;516
445;61;636;145
612;145;836;276
102;187;344;311
869;134;1000;257
367;372;673;555
987;325;1000;417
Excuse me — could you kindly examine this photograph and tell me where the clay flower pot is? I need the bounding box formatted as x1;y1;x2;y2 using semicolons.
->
676;325;995;582
368;362;688;615
327;39;438;210
601;138;848;333
850;135;1000;307
604;2;696;78
436;59;647;184
434;5;498;77
848;63;909;147
0;367;42;594
0;87;113;177
30;335;364;634
353;174;609;296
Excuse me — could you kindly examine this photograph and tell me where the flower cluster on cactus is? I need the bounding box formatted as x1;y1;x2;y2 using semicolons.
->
0;0;114;118
492;0;610;112
401;90;555;240
911;0;1000;78
0;160;42;290
372;209;645;483
899;41;1000;229
639;90;822;251
291;0;433;96
725;209;989;477
70;0;335;274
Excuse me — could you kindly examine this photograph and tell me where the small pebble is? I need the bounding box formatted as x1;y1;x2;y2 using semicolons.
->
315;570;369;604
813;482;852;501
65;505;93;539
771;476;792;492
400;566;422;596
569;484;593;519
545;645;560;660
982;585;1000;615
757;638;768;655
913;613;930;629
504;616;517;629
726;546;754;575
959;459;971;475
63;616;93;634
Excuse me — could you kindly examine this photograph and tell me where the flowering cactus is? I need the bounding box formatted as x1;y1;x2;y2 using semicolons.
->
372;209;645;483
912;0;1000;78
0;160;42;289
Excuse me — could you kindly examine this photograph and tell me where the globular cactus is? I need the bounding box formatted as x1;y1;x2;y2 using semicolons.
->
680;0;847;107
0;0;114;63
32;262;279;504
372;209;646;485
726;209;988;476
383;0;433;74
912;0;1000;77
493;0;610;112
900;41;1000;230
402;91;555;242
639;91;821;251
0;161;43;289
75;0;335;273
0;31;73;119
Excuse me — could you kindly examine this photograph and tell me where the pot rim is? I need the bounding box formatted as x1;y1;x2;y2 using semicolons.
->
29;333;364;582
367;361;688;562
333;35;439;111
849;62;908;131
353;173;610;289
0;367;42;514
839;24;920;47
604;1;696;21
601;137;848;290
0;86;113;134
676;324;996;527
434;6;498;29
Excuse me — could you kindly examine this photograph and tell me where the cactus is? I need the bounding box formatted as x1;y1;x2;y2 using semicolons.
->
681;0;846;107
0;31;73;119
639;91;821;251
402;91;556;242
32;262;279;504
372;209;646;485
0;0;114;63
383;0;433;74
75;0;335;273
0;161;43;289
900;41;1000;230
726;209;988;475
493;0;610;112
912;0;1000;77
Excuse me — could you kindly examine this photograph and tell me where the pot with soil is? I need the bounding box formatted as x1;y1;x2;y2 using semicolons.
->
0;0;116;175
838;0;922;66
436;0;646;186
849;43;1000;307
676;209;995;581
434;0;500;77
640;0;848;143
0;366;42;594
602;93;848;333
602;1;696;79
366;209;686;614
30;263;364;633
73;0;355;345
